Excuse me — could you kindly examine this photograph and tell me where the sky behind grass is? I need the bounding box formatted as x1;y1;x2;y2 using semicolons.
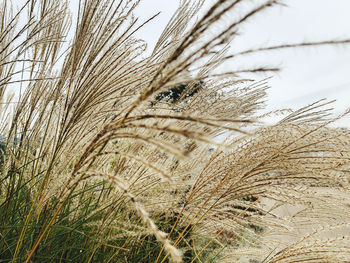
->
52;0;350;126
134;0;350;126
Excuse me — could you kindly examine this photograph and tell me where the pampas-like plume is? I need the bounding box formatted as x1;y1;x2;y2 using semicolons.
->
1;0;350;262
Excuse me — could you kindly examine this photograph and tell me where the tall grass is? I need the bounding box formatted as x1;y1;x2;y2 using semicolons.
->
1;0;350;262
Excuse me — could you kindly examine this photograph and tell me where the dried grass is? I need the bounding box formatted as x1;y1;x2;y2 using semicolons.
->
0;0;350;262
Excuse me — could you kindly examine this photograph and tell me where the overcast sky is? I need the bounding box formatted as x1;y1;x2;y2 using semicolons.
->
134;0;350;126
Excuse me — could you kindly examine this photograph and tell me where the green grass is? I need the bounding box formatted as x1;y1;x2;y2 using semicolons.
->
1;0;350;262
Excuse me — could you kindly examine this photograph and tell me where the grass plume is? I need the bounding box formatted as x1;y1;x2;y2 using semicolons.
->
0;0;350;262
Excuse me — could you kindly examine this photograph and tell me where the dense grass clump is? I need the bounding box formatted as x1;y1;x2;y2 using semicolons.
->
1;0;350;262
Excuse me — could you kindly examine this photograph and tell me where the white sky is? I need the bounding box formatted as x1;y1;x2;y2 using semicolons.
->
134;0;350;126
57;0;350;126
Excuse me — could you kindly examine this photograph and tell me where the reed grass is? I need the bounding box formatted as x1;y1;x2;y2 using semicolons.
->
1;0;350;262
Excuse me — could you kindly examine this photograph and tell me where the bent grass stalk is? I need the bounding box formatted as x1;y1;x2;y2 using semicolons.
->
1;0;350;262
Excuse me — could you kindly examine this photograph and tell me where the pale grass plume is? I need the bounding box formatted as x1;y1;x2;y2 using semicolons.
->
1;0;350;262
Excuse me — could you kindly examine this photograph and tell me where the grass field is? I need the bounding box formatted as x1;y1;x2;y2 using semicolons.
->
1;0;350;262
